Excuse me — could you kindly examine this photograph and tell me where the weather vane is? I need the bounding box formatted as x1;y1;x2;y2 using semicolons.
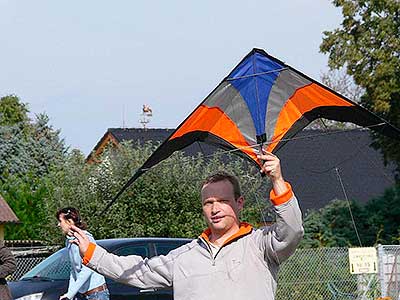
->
139;104;153;129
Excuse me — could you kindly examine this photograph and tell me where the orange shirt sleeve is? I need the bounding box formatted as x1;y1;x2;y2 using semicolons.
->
269;182;293;205
82;242;96;265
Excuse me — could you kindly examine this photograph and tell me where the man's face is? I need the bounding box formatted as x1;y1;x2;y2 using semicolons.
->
201;179;244;236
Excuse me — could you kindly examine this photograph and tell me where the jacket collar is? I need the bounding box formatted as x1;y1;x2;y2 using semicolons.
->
200;222;253;248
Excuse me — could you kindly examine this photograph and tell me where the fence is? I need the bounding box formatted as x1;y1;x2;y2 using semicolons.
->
9;245;59;281
378;245;400;300
12;256;46;281
277;247;380;300
10;245;400;299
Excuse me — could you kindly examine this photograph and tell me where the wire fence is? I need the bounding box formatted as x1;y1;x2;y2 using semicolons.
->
277;247;380;300
378;245;400;300
8;245;59;281
11;256;46;281
9;245;400;300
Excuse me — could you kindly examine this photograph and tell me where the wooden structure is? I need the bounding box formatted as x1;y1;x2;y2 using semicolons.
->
0;195;20;240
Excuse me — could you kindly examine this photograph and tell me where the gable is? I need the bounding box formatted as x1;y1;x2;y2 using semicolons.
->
0;195;20;224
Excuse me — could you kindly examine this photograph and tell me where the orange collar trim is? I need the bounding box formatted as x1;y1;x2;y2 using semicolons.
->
200;222;253;247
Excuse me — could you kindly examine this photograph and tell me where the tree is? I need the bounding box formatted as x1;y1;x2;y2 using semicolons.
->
301;184;400;248
0;118;66;182
0;95;67;239
301;199;368;248
0;95;30;128
40;142;270;244
1;174;49;240
320;0;400;180
364;184;400;244
0;110;66;182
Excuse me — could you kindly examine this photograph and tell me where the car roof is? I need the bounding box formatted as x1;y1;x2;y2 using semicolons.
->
97;237;192;250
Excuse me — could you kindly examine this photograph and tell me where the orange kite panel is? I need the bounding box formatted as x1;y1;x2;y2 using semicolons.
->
267;83;354;152
171;105;258;163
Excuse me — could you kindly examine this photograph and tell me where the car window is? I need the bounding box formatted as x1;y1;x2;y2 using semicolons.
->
114;244;149;257
155;241;188;256
22;248;71;280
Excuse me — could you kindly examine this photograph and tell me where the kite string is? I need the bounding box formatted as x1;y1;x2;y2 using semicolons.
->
319;119;363;247
334;167;363;247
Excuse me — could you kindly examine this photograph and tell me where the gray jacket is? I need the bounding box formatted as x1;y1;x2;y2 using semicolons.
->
86;192;303;300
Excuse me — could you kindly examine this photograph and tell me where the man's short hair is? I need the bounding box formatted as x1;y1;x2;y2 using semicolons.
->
202;171;242;199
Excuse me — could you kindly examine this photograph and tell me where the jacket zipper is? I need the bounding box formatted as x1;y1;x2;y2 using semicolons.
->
200;237;216;266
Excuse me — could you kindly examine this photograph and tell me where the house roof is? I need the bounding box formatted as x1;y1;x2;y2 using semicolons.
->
0;195;20;224
277;129;395;212
109;128;173;144
87;128;220;162
89;128;396;212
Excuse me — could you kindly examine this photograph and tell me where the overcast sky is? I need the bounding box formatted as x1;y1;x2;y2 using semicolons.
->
0;1;342;155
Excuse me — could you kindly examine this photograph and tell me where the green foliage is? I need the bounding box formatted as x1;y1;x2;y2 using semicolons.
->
0;96;66;182
0;95;30;128
364;184;400;244
0;114;66;182
1;174;49;240
0;95;67;240
301;199;366;248
41;142;269;244
320;0;400;179
301;184;400;248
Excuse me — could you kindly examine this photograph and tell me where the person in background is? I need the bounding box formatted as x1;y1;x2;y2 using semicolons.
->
0;240;16;300
56;207;109;300
69;151;304;300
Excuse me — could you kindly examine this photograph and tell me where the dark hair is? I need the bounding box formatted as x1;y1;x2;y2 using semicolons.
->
56;207;88;230
202;171;242;199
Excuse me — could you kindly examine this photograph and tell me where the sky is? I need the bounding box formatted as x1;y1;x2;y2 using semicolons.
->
0;1;342;155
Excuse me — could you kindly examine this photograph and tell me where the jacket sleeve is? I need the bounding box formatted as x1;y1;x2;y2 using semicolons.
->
85;244;173;289
65;243;94;299
0;243;16;278
254;183;304;265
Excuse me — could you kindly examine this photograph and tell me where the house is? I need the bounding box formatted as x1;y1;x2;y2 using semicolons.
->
87;128;396;212
0;194;20;240
86;128;219;163
277;129;396;212
87;128;174;163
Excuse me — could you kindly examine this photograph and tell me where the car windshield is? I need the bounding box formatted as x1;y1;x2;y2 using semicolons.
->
21;248;71;280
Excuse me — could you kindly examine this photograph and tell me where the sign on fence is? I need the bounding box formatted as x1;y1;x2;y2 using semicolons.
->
349;247;378;274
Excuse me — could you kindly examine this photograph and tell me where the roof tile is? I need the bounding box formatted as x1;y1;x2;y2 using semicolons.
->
0;195;20;224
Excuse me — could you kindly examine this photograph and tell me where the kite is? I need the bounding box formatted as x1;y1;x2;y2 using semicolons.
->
103;48;400;211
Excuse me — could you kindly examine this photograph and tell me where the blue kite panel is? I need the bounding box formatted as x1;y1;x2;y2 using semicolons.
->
228;52;283;137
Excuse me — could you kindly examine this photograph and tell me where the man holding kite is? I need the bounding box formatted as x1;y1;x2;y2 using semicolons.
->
69;150;303;300
65;46;400;299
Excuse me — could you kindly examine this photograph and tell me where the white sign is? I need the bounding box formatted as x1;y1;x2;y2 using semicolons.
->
348;247;377;274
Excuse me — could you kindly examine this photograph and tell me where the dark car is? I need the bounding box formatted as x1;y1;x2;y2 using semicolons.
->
9;237;191;300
